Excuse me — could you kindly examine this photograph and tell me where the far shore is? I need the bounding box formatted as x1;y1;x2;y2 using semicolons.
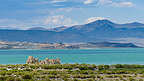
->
0;47;143;50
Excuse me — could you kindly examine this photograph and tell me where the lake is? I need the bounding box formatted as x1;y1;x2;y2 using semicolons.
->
0;48;144;64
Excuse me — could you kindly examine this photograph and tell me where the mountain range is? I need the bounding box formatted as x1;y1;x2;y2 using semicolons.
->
0;20;144;44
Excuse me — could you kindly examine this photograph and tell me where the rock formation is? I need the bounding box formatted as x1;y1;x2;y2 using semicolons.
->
26;56;39;64
26;56;61;64
39;58;61;64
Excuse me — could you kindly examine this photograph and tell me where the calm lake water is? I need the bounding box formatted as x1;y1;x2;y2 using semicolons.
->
0;48;144;64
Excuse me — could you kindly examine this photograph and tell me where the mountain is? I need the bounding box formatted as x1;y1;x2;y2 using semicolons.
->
87;42;139;48
73;42;140;48
0;20;144;44
115;22;144;28
49;26;68;32
28;27;48;31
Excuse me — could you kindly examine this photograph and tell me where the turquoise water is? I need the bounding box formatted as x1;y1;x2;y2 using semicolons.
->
0;48;144;64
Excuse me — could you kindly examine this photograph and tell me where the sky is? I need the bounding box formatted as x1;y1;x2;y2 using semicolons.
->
0;0;143;29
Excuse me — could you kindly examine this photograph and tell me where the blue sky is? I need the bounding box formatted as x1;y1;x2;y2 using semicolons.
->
0;0;143;29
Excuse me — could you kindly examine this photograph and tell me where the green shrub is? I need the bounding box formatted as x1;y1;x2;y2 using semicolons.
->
0;71;6;76
0;76;7;81
15;78;22;81
87;78;94;81
98;65;104;70
63;78;69;81
6;77;15;81
22;74;32;79
79;66;88;70
129;77;135;81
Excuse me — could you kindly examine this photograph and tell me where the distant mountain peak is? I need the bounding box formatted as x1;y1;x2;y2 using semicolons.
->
117;22;144;28
132;22;142;24
86;19;115;27
127;22;144;25
94;19;114;23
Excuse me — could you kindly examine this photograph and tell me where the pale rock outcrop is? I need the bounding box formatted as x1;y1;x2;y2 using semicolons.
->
26;56;39;64
26;56;61;64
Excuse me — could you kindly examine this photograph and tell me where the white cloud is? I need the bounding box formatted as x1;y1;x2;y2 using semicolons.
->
43;15;78;27
50;8;73;14
27;0;67;5
26;0;134;8
51;0;67;3
112;2;134;7
0;15;78;29
98;0;134;7
84;0;94;5
57;8;73;12
86;17;106;23
98;0;112;5
27;1;50;5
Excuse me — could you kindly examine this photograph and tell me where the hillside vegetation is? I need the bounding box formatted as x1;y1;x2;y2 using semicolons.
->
1;64;144;81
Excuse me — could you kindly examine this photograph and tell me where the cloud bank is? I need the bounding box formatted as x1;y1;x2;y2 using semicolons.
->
0;15;78;30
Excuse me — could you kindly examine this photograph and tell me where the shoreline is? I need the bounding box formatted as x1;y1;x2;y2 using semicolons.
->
0;47;143;51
